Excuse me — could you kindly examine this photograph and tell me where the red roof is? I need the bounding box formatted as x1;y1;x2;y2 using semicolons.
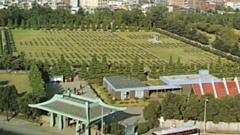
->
192;81;240;99
214;82;226;99
227;82;239;97
192;84;202;99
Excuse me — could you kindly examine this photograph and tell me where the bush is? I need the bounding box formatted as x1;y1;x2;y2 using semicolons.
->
109;122;121;134
144;96;150;100
136;122;149;134
158;94;165;98
134;97;139;100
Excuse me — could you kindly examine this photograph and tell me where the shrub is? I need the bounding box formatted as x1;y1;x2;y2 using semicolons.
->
158;94;165;98
109;122;121;134
134;97;139;100
136;122;149;134
144;96;150;100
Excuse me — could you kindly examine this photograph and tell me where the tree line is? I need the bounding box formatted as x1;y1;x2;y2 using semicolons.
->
139;92;240;134
150;56;240;79
78;54;146;81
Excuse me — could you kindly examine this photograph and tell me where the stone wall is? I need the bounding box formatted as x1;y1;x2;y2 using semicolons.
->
160;119;240;132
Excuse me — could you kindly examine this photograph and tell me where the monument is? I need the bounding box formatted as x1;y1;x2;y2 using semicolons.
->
148;35;161;43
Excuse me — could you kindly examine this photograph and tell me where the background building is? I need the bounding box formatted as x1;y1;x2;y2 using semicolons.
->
103;76;182;100
168;0;185;6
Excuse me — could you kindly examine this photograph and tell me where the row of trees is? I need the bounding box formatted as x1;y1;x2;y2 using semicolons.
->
78;54;146;81
140;92;240;134
6;17;156;32
162;93;240;123
150;56;240;79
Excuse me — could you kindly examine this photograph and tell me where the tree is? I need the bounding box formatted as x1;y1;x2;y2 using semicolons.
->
18;93;41;119
57;20;63;30
91;23;96;31
230;42;240;56
88;54;100;77
29;62;46;99
20;19;25;29
162;93;186;119
1;19;5;27
121;23;125;32
22;59;31;73
234;94;240;122
0;55;12;73
111;22;116;32
78;61;88;79
218;96;236;123
0;85;18;121
143;100;161;128
13;19;18;28
7;19;14;29
101;54;109;75
80;24;85;31
182;94;200;121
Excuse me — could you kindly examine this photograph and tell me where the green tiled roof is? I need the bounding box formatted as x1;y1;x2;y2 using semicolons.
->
29;94;126;123
42;101;87;118
105;76;147;89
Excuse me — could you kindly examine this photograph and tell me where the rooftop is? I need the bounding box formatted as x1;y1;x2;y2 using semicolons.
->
192;78;240;99
162;74;218;82
29;94;126;122
160;70;221;85
104;76;147;89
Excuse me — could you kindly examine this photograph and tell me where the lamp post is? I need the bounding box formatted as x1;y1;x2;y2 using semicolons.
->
101;106;104;135
204;98;208;134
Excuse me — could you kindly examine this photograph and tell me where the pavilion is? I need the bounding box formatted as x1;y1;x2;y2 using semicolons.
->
29;91;126;135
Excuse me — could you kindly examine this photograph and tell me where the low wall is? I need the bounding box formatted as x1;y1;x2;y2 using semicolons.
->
160;119;240;133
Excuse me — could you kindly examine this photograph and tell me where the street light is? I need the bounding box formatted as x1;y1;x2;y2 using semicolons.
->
204;98;208;134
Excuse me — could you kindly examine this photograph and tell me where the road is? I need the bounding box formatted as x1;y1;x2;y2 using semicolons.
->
0;121;61;135
0;115;76;135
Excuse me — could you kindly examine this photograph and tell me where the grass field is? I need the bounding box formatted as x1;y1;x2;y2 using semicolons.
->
12;30;232;67
0;74;32;94
114;32;232;65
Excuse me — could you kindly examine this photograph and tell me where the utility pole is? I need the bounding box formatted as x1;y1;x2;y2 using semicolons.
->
101;106;104;135
204;98;208;134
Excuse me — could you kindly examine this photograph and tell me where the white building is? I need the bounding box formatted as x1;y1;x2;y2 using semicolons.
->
224;0;240;10
70;0;78;7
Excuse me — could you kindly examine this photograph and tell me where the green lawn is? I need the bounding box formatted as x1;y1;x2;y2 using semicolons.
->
12;30;232;68
114;32;232;65
0;73;32;94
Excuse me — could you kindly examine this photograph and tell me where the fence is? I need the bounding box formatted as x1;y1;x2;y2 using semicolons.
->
160;119;240;133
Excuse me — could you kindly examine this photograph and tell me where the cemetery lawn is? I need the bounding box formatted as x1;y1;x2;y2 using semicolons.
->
12;30;232;67
0;74;32;94
114;32;231;65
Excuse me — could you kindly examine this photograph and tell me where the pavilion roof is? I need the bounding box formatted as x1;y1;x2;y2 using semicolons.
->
29;94;126;123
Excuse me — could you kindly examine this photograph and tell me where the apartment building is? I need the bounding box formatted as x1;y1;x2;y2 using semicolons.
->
225;0;240;10
168;0;185;6
188;0;207;10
